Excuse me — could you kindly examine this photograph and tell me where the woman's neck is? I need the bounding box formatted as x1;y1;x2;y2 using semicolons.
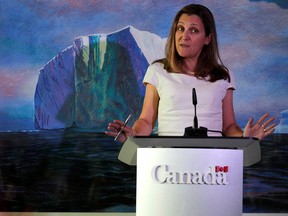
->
183;59;197;72
182;59;197;75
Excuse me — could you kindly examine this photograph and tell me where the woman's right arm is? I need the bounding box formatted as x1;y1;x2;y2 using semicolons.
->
132;83;159;136
105;83;159;142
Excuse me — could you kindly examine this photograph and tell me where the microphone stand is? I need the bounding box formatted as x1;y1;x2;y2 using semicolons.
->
184;88;208;137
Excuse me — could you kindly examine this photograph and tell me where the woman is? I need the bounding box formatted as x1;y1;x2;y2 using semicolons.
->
105;4;276;142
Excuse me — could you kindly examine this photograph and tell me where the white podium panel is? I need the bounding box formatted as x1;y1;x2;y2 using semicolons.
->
137;148;243;216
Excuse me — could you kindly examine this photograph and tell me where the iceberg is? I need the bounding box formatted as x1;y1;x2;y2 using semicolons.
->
34;26;166;130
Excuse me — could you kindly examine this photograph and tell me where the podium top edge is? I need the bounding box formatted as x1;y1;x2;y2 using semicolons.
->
132;136;259;141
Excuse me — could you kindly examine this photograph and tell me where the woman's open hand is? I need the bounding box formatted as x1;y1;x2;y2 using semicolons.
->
243;113;277;140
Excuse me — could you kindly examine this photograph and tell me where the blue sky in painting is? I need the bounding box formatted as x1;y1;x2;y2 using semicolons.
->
0;0;287;130
250;0;288;8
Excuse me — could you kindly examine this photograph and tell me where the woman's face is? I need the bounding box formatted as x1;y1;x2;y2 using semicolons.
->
175;14;211;60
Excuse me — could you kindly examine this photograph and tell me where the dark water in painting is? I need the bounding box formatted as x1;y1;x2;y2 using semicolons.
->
243;134;288;213
0;130;287;213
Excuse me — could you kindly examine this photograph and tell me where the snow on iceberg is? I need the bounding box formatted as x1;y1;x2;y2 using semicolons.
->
275;110;288;134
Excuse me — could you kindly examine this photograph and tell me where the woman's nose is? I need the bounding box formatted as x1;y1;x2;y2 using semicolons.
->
182;30;189;40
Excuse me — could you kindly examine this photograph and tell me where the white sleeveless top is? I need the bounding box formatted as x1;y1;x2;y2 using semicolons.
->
143;63;236;136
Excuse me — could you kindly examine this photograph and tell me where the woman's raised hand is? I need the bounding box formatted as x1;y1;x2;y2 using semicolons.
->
243;113;277;140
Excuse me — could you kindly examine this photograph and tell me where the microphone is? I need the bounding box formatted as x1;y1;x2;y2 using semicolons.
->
184;88;208;137
192;88;198;129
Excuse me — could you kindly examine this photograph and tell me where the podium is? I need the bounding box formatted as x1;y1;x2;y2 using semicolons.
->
118;136;261;216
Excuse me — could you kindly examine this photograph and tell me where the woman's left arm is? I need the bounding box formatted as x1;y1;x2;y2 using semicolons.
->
222;89;243;137
222;89;277;140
